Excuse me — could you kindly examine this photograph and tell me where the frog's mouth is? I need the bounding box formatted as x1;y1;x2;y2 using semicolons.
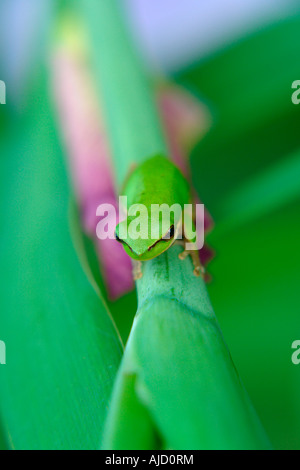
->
115;233;175;260
114;219;183;260
146;224;175;251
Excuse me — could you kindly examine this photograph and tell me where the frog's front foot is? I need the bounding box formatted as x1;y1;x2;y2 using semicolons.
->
178;244;205;279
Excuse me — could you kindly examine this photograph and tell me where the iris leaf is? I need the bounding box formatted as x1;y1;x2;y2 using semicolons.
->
207;198;300;449
0;69;123;449
175;14;300;216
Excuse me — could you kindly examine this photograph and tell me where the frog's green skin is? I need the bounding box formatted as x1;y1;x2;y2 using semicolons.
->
115;155;192;261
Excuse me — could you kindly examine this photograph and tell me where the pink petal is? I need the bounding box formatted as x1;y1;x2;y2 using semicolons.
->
52;46;134;300
52;47;214;300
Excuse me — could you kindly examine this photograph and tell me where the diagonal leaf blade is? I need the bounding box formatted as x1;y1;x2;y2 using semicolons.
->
0;70;123;450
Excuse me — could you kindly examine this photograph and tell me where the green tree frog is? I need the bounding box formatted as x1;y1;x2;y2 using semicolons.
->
115;155;204;279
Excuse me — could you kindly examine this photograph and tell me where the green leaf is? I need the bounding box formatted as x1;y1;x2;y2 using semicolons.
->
207;198;300;449
213;147;300;233
0;69;123;450
176;14;300;141
175;15;300;216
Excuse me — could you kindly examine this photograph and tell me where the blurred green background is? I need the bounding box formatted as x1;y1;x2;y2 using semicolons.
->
0;0;300;450
110;7;300;450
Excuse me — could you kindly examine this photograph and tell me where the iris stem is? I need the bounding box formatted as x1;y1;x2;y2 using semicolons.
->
78;0;272;450
78;0;167;187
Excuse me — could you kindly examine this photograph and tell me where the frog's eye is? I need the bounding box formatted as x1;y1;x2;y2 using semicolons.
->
162;224;175;241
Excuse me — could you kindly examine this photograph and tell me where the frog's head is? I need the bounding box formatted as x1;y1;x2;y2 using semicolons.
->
115;209;180;260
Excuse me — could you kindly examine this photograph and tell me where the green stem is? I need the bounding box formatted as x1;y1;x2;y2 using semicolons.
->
78;0;272;450
78;0;167;187
102;246;272;449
